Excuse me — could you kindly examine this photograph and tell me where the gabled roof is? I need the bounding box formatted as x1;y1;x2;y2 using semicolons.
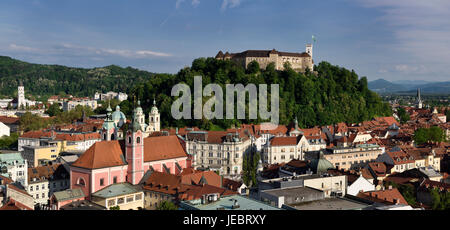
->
143;135;187;162
270;136;300;146
357;188;408;205
28;163;69;182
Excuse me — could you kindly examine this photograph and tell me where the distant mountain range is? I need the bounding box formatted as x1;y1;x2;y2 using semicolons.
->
368;78;450;94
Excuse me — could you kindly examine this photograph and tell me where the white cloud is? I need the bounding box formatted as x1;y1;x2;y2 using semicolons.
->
356;0;450;61
8;44;40;52
7;43;172;58
355;0;450;80
221;0;242;11
176;0;200;9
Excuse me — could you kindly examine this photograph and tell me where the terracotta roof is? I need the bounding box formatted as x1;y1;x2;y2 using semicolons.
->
419;179;450;192
0;116;19;125
178;184;237;201
142;171;182;195
180;171;222;188
0;199;33;210
368;162;392;177
387;150;415;165
71;140;126;169
357;188;408;205
28;163;69;182
222;178;243;191
143;135;187;162
270;136;299;146
20;130;101;141
0;175;13;185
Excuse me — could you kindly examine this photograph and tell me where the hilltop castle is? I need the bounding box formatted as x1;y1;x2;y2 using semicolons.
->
215;44;314;72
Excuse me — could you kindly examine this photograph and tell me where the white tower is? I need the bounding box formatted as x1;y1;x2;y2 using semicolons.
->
306;44;313;58
18;83;25;109
148;99;160;132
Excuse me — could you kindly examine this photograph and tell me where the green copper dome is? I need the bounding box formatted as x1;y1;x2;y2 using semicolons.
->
112;105;126;121
309;152;334;174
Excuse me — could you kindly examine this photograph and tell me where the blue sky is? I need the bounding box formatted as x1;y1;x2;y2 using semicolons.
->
0;0;449;82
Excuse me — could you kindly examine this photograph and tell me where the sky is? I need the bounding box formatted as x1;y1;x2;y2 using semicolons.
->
0;0;449;82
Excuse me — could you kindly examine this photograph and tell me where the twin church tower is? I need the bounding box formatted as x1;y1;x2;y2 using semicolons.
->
101;99;160;142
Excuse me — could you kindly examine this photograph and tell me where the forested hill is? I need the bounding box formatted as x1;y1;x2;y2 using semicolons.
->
0;56;155;99
128;58;392;129
0;55;392;129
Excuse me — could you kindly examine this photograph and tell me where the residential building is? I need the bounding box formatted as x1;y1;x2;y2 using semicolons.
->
63;98;98;111
347;175;376;196
263;135;310;165
185;129;253;179
0;116;19;133
26;164;70;207
0;122;10;137
19;130;101;152
321;144;384;170
91;183;144;210
50;188;85;210
0;152;28;187
180;194;281;210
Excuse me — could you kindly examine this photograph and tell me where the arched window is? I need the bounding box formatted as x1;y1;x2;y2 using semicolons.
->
128;136;132;144
77;177;86;186
151;117;154;122
103;133;107;140
137;137;141;144
111;134;115;140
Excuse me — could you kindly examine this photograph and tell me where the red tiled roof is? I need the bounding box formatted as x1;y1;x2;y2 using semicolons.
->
71;141;126;169
0;199;33;210
143;135;188;162
270;136;299;146
0;116;19;125
180;171;222;188
222;178;243;191
386;151;415;165
357;188;408;205
178;184;237;201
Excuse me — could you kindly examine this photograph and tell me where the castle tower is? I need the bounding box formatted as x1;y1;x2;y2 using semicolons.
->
18;81;25;109
306;44;313;58
125;105;145;185
148;99;160;132
101;103;117;141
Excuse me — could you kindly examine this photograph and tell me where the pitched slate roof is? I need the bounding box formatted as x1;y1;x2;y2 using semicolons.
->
52;188;85;202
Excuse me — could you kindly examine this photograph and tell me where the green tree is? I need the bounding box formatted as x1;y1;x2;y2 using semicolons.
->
397;107;410;124
109;205;120;210
45;103;62;117
156;201;178;210
246;61;260;74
